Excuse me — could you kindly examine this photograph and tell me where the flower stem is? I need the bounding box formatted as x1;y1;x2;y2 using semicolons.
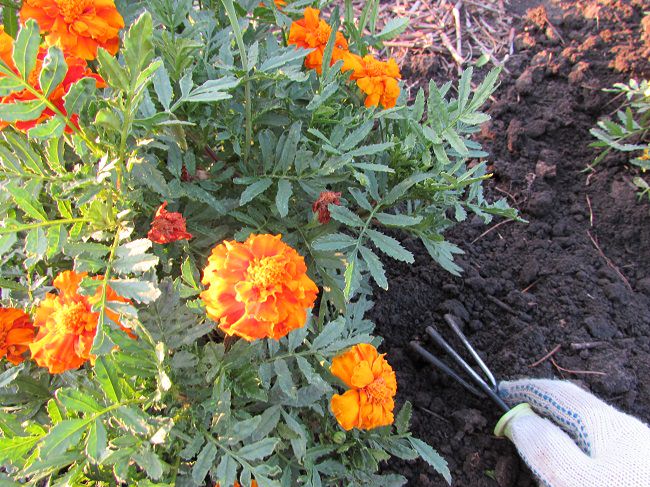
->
221;0;253;164
0;217;91;235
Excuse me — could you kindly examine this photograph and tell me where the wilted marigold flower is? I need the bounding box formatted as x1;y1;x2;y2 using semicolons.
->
30;270;132;374
147;202;193;244
342;52;401;109
0;308;36;365
200;234;318;341
20;0;124;60
312;191;342;224
0;28;105;133
288;7;349;74
330;343;397;431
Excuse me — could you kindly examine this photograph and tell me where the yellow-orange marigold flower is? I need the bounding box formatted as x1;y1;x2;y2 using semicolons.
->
0;30;105;133
216;481;258;487
20;0;124;60
330;343;397;431
200;234;318;342
342;52;401;109
30;270;132;374
258;0;286;8
288;7;349;74
0;308;36;365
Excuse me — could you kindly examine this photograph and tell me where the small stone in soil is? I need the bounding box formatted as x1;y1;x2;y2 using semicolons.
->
495;455;520;487
584;315;617;340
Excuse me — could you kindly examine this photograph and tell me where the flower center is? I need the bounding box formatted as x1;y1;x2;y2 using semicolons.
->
364;58;384;78
56;0;93;23
246;256;285;290
54;301;96;335
363;376;390;404
315;22;332;45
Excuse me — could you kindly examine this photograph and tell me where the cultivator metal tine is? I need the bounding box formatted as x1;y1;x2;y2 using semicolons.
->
409;341;483;398
443;314;498;391
410;314;510;413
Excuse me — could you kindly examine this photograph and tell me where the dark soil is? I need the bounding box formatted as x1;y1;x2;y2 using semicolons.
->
373;1;650;486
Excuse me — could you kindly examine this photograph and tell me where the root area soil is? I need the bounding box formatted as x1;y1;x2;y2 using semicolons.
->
372;1;650;485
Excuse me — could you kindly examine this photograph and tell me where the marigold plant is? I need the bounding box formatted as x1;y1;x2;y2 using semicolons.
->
0;1;515;485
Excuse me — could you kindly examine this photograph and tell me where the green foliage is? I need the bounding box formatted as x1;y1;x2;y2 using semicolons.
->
590;78;650;199
0;0;514;485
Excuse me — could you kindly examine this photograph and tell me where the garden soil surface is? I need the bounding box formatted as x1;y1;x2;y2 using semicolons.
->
372;0;650;485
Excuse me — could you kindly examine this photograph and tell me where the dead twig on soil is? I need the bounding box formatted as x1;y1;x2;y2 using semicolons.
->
586;194;594;227
529;344;562;367
470;218;514;244
521;279;539;293
587;231;633;291
550;357;607;376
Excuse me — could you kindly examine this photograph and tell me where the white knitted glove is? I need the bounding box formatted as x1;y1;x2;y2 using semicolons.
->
495;379;650;487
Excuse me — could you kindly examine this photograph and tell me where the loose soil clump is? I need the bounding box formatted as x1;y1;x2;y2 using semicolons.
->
375;1;650;485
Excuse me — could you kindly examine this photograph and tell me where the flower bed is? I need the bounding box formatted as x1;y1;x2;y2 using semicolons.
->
0;1;516;485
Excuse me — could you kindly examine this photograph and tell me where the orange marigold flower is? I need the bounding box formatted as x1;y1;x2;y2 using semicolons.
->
330;343;397;431
20;0;124;60
147;202;193;244
200;234;318;342
30;270;132;374
258;0;286;8
342;52;401;109
0;32;105;133
288;7;349;74
312;191;342;224
0;308;36;365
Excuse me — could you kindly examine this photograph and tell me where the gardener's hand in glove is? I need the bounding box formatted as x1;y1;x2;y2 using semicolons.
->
495;379;650;487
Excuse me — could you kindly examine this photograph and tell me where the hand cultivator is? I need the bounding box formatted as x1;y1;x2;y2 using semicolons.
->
409;313;511;413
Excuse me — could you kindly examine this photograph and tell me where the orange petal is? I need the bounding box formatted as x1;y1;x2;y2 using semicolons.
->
331;389;360;430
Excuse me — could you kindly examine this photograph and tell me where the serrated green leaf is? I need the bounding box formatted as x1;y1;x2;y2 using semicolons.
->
375;213;423;226
359;245;388;289
0;99;45;122
274;359;296;399
237;437;279;461
275;179;292;218
0;435;40;464
56;388;102;413
132;448;163;480
108;279;161;304
366;229;414;263
13;20;40;79
395;401;412;434
192;442;217;484
96;48;129;92
329;205;364;228
39;47;67;97
409;437;451;484
64;77;98;114
39;419;88;457
86;420;107;464
312;233;357;251
377;17;409;40
216;454;237;487
6;184;46;220
153;64;173;111
239;178;273;206
312;318;345;351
